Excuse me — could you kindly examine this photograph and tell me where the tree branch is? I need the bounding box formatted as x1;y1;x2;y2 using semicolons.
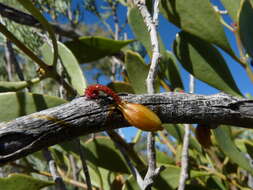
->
0;92;253;164
0;2;83;39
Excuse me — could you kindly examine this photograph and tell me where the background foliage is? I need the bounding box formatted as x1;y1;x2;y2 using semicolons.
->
1;0;253;189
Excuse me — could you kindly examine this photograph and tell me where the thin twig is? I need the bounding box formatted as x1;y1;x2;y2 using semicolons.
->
133;0;163;189
69;155;78;184
143;133;165;190
178;74;195;190
43;148;67;190
75;139;92;190
134;0;160;93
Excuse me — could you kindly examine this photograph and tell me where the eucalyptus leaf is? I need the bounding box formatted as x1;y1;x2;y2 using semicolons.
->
160;0;234;56
84;137;130;174
220;0;241;21
125;50;148;93
41;42;87;95
0;174;54;190
159;51;184;89
239;0;253;59
173;32;241;96
0;78;41;92
107;81;134;93
0;92;67;122
89;166;115;190
65;36;134;63
214;126;253;175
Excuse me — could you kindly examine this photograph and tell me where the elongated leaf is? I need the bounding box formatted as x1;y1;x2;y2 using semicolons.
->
65;36;134;63
17;0;58;66
173;32;241;96
214;126;253;175
0;78;41;92
84;137;130;174
89;166;115;190
160;0;234;56
41;42;87;95
125;50;148;93
156;150;174;165
107;81;134;93
220;0;241;21
207;176;227;190
245;140;253;158
0;174;54;190
159;51;184;89
239;0;253;59
0;92;67;122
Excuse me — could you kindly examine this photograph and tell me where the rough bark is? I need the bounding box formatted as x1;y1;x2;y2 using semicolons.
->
0;92;253;164
0;2;83;39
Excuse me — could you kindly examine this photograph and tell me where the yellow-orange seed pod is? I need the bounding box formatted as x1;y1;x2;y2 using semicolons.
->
118;102;163;131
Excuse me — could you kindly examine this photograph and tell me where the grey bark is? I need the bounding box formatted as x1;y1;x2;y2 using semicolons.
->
0;92;253;164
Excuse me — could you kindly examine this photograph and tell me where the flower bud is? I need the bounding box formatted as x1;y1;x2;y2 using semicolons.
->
118;102;163;131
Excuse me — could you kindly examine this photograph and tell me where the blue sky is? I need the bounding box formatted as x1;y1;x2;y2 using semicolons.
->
80;0;253;96
74;0;253;140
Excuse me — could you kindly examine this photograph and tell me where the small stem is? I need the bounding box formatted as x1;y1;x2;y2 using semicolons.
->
133;0;163;189
178;74;194;190
75;139;92;190
43;148;67;190
132;130;143;144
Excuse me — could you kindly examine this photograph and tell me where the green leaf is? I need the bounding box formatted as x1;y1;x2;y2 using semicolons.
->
239;0;253;59
0;92;67;122
128;7;166;57
173;32;241;96
163;124;202;153
0;174;54;190
41;42;87;95
160;0;234;56
156;150;174;165
107;81;135;93
89;166;115;190
206;176;227;190
17;0;58;66
220;0;241;21
214;126;253;175
84;137;130;174
65;36;134;63
125;50;148;93
245;140;253;158
123;165;209;190
0;78;41;92
159;51;184;89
